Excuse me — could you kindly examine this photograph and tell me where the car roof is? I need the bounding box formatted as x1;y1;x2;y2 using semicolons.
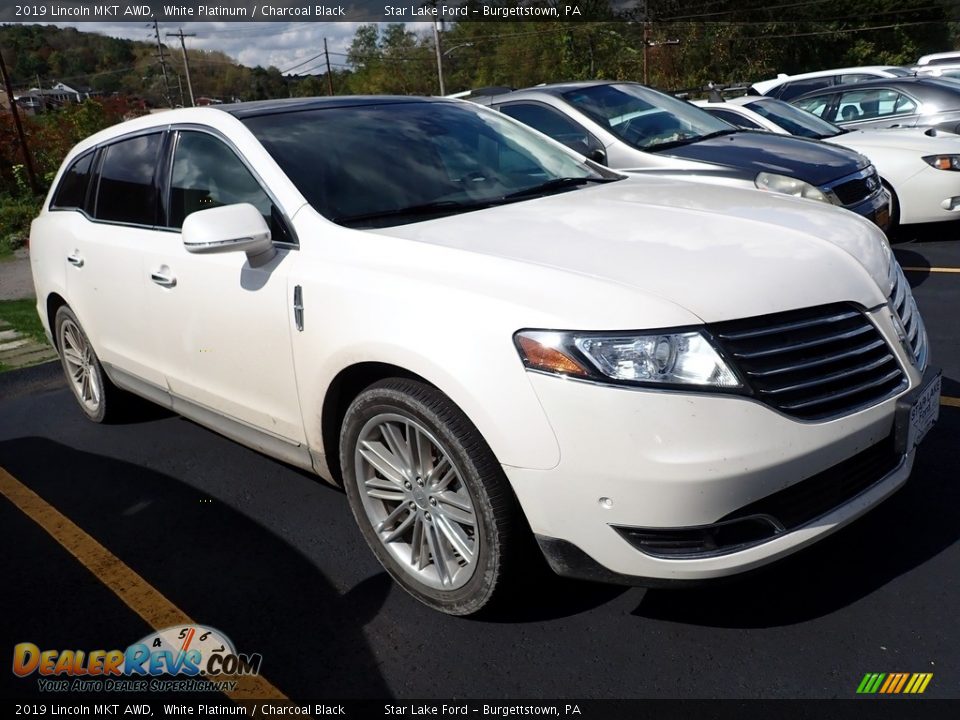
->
789;76;960;102
481;80;635;103
751;66;904;95
219;95;439;119
917;51;960;66
59;96;452;160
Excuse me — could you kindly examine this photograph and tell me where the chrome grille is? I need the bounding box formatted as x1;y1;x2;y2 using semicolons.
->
826;166;881;207
889;261;929;369
711;304;905;421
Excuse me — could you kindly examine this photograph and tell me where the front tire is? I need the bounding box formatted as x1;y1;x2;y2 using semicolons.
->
340;378;523;615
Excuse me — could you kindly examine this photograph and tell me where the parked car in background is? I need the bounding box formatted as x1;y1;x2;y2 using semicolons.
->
30;96;938;615
791;77;960;133
914;63;960;80
749;66;911;101
695;95;960;228
917;51;960;66
475;81;890;229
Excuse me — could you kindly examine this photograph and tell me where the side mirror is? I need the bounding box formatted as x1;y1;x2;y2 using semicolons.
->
182;203;276;267
566;139;607;166
587;148;607;165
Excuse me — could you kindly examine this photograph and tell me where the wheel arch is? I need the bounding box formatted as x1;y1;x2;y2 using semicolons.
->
879;177;900;228
320;361;431;485
45;292;69;350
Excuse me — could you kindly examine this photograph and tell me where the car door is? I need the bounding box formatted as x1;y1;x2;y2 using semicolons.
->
140;127;305;444
64;131;167;387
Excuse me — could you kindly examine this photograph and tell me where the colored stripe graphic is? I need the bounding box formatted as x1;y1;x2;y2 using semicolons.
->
857;672;932;694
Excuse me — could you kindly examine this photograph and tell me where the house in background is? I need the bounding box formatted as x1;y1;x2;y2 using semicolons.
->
49;82;98;102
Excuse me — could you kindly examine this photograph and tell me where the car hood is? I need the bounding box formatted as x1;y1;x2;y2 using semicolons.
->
655;131;870;186
374;178;891;325
826;126;960;153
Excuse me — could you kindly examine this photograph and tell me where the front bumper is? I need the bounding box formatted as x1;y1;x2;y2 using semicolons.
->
895;164;960;225
507;307;925;583
846;188;892;231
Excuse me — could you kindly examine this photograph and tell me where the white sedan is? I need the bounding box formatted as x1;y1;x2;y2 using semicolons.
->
696;95;960;227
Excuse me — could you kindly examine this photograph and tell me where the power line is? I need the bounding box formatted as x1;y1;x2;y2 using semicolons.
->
278;51;327;74
659;0;836;21
663;5;945;25
727;19;938;41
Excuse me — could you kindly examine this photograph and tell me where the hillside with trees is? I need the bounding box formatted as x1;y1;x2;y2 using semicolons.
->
2;0;959;253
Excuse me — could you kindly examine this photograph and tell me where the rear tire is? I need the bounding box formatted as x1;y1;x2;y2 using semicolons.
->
54;306;125;423
339;378;525;615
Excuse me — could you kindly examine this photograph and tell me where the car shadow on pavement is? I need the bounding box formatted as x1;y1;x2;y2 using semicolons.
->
890;219;960;246
0;436;394;699
631;407;960;628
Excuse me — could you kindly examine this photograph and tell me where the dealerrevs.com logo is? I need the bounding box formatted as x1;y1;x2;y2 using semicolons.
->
12;625;263;693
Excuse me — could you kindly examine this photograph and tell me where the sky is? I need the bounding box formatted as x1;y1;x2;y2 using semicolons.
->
41;21;429;74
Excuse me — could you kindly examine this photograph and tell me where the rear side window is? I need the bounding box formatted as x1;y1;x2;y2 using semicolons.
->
51;153;94;210
94;133;163;225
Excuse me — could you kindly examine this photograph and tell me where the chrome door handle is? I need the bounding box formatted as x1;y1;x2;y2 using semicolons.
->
150;272;177;288
67;254;84;267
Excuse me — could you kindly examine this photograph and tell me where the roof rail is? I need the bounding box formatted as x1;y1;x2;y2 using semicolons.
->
444;86;514;101
670;81;753;101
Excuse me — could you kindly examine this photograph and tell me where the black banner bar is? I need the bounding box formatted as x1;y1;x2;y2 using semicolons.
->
0;0;639;24
2;700;960;720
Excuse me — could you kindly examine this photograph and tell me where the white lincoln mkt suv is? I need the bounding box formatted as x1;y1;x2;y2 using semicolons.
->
30;97;940;615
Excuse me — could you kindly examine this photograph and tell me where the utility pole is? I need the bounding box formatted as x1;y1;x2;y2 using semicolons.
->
152;20;173;107
0;46;39;194
643;21;649;84
175;73;185;107
166;29;196;107
432;20;445;96
323;38;334;96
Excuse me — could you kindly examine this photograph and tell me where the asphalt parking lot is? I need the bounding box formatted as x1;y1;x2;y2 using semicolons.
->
1;227;958;702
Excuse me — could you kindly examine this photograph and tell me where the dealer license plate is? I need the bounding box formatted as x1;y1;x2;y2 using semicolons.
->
895;369;941;454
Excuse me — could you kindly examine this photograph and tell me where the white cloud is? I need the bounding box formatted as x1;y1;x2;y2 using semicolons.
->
41;21;390;73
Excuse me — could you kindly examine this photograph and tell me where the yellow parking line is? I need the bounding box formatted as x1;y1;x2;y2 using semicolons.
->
0;466;288;701
901;266;960;274
943;396;960;408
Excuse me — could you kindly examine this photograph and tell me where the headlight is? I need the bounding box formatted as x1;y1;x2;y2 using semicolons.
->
922;155;960;171
755;172;829;203
514;330;741;388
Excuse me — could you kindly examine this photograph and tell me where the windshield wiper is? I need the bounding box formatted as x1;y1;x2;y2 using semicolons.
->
646;128;737;152
502;176;619;200
334;199;498;227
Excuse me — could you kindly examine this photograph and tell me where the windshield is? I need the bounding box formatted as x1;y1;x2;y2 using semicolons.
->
241;101;617;228
560;83;736;151
744;98;843;138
